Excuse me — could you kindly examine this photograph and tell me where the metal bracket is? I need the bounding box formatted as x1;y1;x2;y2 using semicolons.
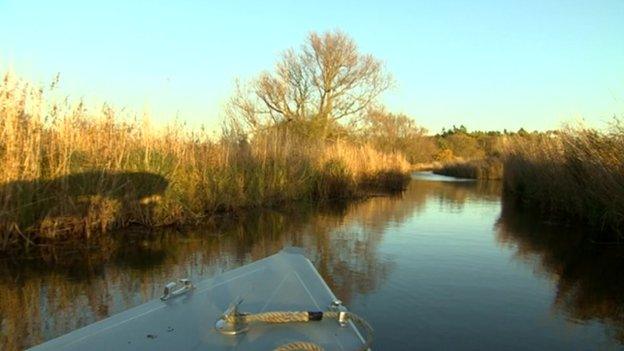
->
330;299;348;327
215;297;249;335
160;278;194;301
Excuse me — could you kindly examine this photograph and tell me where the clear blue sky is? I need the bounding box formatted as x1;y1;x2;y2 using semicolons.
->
1;0;623;133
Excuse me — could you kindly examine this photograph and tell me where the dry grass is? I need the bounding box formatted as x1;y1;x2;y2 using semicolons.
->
433;157;503;180
0;72;410;251
503;124;624;238
411;161;443;172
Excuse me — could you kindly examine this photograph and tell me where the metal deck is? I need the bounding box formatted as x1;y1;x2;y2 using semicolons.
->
30;248;366;350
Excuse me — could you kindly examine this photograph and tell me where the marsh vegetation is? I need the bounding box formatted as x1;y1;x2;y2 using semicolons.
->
503;123;624;239
0;32;413;253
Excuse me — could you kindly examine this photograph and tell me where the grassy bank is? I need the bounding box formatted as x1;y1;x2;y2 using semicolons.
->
0;73;410;252
503;124;624;239
433;157;503;180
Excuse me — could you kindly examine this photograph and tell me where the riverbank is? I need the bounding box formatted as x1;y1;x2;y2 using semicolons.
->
432;157;503;180
502;124;624;239
0;74;410;253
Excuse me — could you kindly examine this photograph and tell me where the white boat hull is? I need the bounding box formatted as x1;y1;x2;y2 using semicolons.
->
30;248;366;350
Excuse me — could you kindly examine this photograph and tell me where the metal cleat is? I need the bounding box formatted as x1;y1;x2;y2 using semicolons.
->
215;297;249;335
330;299;348;327
160;278;194;301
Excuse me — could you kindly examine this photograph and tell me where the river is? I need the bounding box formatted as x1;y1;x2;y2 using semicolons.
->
1;172;622;350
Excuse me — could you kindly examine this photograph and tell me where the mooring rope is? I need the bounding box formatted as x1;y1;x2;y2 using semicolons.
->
273;341;325;351
224;310;373;351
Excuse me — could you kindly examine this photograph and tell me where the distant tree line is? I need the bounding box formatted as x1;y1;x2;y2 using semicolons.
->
355;110;550;164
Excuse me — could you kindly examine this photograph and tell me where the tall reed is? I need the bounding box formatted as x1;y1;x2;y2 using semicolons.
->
433;157;503;180
0;72;410;251
503;123;624;238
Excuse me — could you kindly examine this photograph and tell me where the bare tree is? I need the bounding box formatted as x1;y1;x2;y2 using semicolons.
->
228;31;392;138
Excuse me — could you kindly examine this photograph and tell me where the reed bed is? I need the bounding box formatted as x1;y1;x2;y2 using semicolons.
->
0;73;410;251
503;124;624;238
433;157;503;180
411;161;443;172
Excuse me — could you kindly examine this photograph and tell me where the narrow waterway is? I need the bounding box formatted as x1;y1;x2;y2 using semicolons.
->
1;172;622;350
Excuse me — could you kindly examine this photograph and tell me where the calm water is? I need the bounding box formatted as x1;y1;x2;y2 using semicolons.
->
1;172;623;350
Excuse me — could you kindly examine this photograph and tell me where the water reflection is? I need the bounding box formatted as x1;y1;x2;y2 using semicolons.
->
411;174;501;208
0;187;423;350
496;201;624;344
2;174;622;350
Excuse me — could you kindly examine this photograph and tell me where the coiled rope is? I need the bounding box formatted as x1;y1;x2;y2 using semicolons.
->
224;310;373;351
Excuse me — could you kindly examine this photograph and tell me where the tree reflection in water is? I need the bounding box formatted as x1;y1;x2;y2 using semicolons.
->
3;175;562;350
496;200;624;344
0;186;424;350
